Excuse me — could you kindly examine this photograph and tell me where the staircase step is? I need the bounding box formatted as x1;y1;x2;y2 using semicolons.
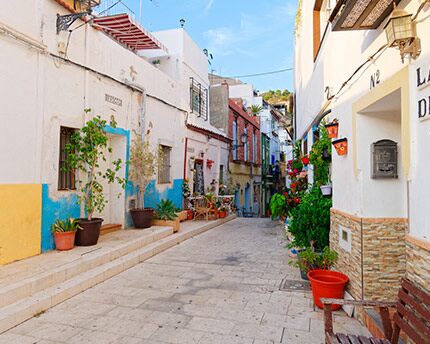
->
0;227;173;310
0;215;237;334
100;223;123;235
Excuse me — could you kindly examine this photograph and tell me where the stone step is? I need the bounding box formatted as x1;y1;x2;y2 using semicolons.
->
0;215;236;334
0;227;173;310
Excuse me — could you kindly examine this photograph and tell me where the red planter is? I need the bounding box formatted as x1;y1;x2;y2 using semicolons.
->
307;270;349;310
54;231;76;251
187;209;194;220
325;122;339;139
219;211;227;218
332;138;348;156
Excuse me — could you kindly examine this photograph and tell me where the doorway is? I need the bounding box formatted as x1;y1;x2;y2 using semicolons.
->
193;159;204;195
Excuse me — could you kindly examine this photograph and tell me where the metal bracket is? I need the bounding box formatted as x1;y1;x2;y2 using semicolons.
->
56;12;89;34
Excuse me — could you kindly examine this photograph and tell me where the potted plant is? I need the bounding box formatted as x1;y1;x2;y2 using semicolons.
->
294;246;338;280
325;119;339;139
218;205;227;218
51;218;81;251
332;138;348;156
153;199;180;232
186;208;194;220
129;132;163;228
65;113;126;246
309;122;332;196
288;187;332;251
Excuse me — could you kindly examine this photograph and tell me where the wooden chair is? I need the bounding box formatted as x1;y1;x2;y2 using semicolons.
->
321;278;430;344
193;197;211;221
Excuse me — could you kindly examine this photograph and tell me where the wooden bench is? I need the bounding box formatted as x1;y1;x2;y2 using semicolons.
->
321;278;430;344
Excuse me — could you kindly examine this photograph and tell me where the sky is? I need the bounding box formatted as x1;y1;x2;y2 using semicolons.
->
106;0;297;92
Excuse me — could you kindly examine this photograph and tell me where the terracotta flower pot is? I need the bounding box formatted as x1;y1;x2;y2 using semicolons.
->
325;122;339;139
54;231;76;251
75;218;103;246
308;270;349;310
332;138;348;156
219;211;227;218
130;208;154;229
187;209;194;220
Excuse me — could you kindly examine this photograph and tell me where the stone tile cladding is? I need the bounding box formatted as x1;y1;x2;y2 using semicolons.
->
406;239;430;292
362;219;406;301
331;209;407;301
330;210;363;300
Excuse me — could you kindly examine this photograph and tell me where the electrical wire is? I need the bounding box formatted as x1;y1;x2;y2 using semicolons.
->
229;68;294;79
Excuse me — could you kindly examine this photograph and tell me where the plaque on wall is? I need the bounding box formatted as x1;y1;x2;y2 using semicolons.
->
371;140;398;179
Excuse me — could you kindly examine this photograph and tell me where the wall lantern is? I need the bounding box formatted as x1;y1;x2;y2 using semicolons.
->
384;6;420;62
230;132;248;150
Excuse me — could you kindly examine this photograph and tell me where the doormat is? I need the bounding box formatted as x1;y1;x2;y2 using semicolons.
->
279;278;311;292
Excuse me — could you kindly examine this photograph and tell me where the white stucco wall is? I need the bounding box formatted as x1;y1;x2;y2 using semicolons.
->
294;0;430;241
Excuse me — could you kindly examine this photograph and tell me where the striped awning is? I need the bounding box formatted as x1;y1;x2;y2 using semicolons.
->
92;13;167;52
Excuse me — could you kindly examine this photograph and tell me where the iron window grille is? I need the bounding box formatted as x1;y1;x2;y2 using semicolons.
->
158;145;172;184
58;126;77;190
190;77;208;120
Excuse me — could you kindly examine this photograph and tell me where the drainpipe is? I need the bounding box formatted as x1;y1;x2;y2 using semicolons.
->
183;137;188;179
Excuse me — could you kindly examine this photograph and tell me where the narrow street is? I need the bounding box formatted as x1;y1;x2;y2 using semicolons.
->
0;219;367;344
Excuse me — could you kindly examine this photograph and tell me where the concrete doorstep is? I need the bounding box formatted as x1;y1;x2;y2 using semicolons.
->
0;215;236;334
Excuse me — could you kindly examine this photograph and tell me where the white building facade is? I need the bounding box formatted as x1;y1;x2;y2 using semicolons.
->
295;0;430;302
0;0;209;263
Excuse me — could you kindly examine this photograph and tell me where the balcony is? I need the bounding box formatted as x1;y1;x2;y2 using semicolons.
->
330;0;400;31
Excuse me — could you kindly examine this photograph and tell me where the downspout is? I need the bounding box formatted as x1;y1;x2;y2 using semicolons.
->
183;137;188;179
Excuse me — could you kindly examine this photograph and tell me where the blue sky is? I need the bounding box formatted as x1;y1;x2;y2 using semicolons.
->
112;0;296;92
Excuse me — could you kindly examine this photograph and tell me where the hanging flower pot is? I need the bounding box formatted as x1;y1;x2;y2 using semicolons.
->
332;138;348;156
320;185;332;196
325;121;339;139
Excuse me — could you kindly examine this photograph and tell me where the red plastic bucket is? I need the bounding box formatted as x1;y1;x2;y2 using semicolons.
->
307;270;349;310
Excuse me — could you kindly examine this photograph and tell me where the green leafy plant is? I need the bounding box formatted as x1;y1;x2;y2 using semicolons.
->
291;246;338;274
249;104;264;116
269;193;287;219
288;186;332;250
51;218;82;233
65;112;127;220
155;199;179;221
309;122;332;186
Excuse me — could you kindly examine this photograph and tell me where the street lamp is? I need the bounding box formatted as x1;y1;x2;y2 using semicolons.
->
384;6;420;62
231;132;248;150
179;18;185;28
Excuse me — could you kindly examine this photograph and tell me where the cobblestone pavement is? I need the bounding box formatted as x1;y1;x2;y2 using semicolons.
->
0;218;369;344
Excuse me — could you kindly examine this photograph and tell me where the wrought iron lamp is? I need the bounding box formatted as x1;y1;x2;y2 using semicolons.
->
231;132;248;150
179;18;185;28
56;0;94;34
384;6;420;62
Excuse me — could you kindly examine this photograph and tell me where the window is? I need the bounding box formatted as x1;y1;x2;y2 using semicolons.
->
58;126;76;190
190;77;208;120
243;127;248;161
232;119;238;160
219;165;224;184
252;130;257;163
158;145;171;184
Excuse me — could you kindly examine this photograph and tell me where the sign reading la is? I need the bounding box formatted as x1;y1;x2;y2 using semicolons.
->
417;65;430;119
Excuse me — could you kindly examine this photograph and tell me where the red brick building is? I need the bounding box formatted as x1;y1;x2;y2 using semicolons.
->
228;99;262;215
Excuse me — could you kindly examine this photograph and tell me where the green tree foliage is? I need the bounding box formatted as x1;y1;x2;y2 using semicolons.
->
288;187;332;250
65;113;126;220
261;89;291;104
309;122;332;186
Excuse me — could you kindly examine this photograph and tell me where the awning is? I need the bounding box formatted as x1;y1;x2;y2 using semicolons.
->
92;13;168;52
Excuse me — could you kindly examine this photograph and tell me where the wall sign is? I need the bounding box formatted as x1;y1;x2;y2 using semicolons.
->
105;94;122;107
371;140;398;179
417;65;430;119
370;70;380;90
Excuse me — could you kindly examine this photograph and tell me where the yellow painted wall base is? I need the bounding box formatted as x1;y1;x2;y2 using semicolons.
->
0;184;42;265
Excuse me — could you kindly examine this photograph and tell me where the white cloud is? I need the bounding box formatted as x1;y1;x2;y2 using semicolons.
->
203;0;215;15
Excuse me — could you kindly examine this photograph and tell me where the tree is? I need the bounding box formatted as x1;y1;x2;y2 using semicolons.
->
128;132;163;209
65;112;126;220
250;104;264;116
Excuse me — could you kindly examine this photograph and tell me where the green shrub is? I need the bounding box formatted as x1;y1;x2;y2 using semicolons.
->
155;199;179;221
51;218;82;233
288;187;332;250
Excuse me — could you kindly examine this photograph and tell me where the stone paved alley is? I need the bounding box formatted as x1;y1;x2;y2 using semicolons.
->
0;219;369;344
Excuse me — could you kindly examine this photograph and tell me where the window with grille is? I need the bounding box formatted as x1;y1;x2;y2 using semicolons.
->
232;119;238;160
58;126;77;190
190;77;208;120
243;127;248;161
158;145;171;184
